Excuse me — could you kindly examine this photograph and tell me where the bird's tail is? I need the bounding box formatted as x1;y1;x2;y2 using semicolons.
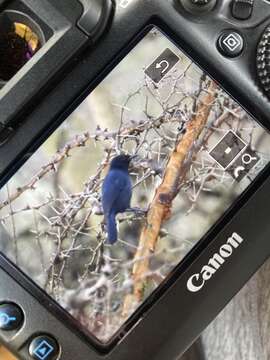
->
106;212;118;245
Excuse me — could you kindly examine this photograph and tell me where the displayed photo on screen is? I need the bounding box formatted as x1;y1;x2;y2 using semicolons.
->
1;28;270;343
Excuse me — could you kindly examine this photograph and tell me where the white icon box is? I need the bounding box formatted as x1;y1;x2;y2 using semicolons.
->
145;48;180;84
222;34;241;52
208;130;247;169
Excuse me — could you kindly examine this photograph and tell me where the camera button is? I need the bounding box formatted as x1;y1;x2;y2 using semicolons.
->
29;335;60;360
217;30;244;58
180;0;217;13
232;0;254;20
0;303;24;331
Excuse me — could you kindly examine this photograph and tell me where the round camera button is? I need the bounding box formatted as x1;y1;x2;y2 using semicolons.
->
0;303;24;331
217;31;244;58
29;335;60;360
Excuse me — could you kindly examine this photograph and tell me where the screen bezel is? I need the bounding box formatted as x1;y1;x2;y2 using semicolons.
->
1;19;270;354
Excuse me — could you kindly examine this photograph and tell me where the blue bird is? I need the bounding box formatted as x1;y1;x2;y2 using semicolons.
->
102;155;133;244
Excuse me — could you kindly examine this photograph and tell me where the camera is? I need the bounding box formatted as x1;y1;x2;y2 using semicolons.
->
1;0;270;359
0;0;112;144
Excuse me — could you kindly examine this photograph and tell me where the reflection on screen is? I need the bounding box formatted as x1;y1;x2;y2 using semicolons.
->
0;28;270;343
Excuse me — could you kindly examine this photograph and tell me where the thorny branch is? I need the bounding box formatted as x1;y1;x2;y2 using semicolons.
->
122;80;218;316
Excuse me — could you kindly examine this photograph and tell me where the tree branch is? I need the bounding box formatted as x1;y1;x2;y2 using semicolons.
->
122;80;218;317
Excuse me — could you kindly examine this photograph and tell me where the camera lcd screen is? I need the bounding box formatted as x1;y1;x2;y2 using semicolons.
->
1;28;270;343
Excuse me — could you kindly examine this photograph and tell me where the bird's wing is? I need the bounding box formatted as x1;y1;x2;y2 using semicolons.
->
102;171;130;214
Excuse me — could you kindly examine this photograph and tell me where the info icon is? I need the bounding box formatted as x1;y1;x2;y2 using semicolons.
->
209;130;247;169
217;31;244;58
223;33;241;52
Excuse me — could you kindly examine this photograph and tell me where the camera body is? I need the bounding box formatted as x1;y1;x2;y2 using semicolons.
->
1;0;270;359
0;0;112;144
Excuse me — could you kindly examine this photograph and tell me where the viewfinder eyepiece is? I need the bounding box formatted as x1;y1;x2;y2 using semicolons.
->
0;11;44;86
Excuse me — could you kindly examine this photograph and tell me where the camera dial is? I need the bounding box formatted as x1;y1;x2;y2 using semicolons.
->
257;25;270;97
190;0;213;4
180;0;217;13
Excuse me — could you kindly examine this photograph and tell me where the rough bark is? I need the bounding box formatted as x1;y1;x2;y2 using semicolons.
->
122;81;218;317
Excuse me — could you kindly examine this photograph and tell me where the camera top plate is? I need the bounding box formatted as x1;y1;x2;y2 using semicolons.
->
1;1;270;360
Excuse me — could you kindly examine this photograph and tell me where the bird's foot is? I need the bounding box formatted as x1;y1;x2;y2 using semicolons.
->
125;207;147;216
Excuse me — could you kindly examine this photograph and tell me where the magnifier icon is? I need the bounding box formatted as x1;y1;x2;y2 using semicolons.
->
242;153;257;165
233;151;259;180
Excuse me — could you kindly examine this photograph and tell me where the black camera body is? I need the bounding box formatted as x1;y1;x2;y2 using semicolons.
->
0;0;112;145
1;0;270;359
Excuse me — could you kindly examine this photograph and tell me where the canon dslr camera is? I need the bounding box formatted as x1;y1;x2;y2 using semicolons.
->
1;0;270;359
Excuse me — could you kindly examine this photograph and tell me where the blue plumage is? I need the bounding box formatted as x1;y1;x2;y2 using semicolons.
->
102;155;132;244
